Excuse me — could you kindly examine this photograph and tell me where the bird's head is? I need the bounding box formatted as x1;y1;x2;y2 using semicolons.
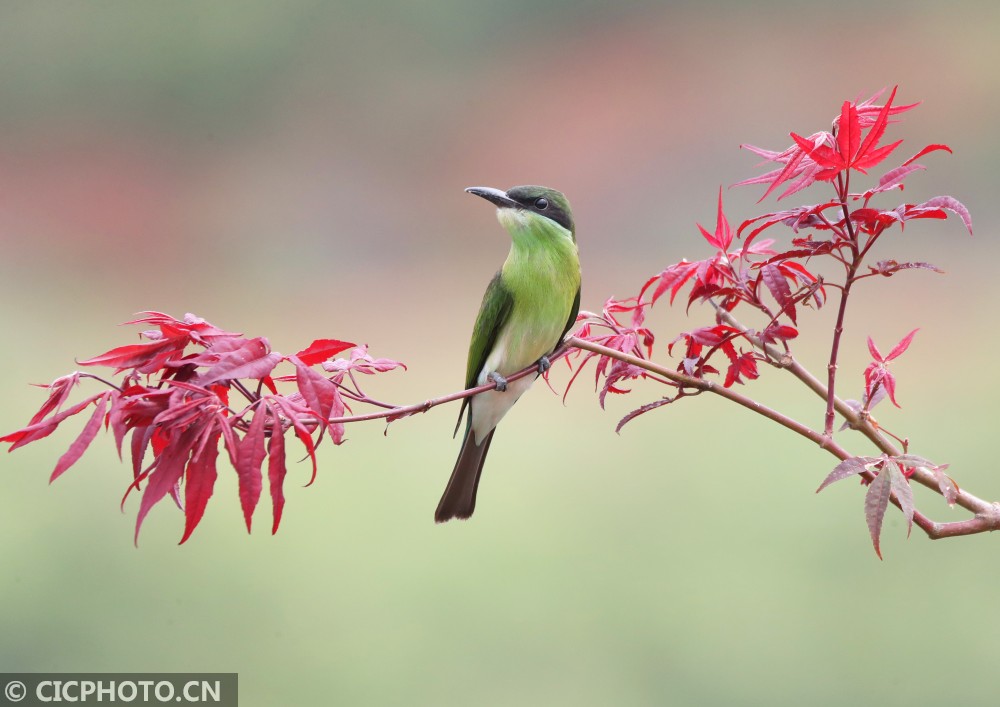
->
465;185;575;243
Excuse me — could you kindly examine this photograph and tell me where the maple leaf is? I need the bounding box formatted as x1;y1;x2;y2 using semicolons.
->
864;460;893;560
816;456;880;493
0;393;108;452
267;407;287;535
615;397;677;434
738;87;916;200
723;350;759;388
759;263;797;324
641;261;700;306
697;187;733;251
133;426;199;545
78;336;189;373
49;392;112;483
293;358;347;444
737;202;839;255
295;339;356;367
790;90;903;181
818;454;917;558
179;430;220;545
197;337;283;385
868;260;944;277
864;329;918;409
3;311;407;543
322;344;408;376
236;404;267;533
565;298;656;403
26;372;82;426
760;323;798;345
906;196;973;235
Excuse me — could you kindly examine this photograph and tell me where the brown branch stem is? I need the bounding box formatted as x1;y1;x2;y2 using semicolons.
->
564;336;944;537
712;308;1000;539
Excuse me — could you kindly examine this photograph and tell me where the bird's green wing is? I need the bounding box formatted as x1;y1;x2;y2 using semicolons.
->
465;271;515;389
454;272;514;437
556;286;582;349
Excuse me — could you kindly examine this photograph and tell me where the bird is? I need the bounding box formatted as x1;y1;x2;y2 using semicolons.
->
435;185;581;523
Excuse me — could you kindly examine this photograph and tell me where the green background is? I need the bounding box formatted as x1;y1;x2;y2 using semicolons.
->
1;2;998;705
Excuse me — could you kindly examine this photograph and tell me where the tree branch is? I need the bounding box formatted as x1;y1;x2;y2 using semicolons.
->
683;311;1000;539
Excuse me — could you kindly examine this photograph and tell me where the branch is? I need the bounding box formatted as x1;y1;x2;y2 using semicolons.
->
563;335;950;537
701;310;1000;539
319;348;573;427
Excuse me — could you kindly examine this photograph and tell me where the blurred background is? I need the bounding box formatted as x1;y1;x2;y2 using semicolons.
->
1;1;998;705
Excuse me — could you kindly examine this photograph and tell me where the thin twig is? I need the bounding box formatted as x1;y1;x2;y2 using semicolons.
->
712;307;1000;538
564;336;943;536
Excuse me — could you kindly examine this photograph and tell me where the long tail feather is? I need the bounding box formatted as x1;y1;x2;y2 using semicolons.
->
435;428;495;523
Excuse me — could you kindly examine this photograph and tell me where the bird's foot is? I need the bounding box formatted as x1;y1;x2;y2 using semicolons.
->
536;355;552;375
488;371;508;392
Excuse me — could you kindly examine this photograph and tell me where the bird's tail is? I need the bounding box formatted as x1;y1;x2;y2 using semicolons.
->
435;427;495;523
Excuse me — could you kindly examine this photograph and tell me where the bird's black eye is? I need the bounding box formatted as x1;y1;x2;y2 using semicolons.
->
534;197;549;210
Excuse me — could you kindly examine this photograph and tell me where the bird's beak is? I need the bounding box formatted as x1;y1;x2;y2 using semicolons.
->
465;186;518;209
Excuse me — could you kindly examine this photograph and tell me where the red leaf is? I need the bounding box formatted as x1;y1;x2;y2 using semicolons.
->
126;311;241;345
853;139;903;172
199;337;282;385
27;373;81;425
761;147;808;201
615;398;675;434
268;396;319;486
130;426;153;485
49;392;111;483
1;394;105;452
791;132;843;171
267;407;287;535
919;196;973;235
882;371;900;408
864;463;893;560
640;261;698;305
902;143;951;167
260;375;278;395
698;187;732;251
869;260;944;277
179;430;220;544
79;337;187;371
236;406;267;533
724;351;758;388
816;456;877;492
321;344;408;376
836;100;860;165
888;461;915;537
760;263;796;324
134;428;198;545
872;164;925;194
855;86;897;167
294;362;336;419
216;412;240;470
867;336;884;362
761;323;798;344
294;339;355;366
885;328;918;361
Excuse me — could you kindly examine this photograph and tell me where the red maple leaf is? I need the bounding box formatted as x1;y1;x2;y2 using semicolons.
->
737;87;920;201
2;312;404;544
864;329;918;409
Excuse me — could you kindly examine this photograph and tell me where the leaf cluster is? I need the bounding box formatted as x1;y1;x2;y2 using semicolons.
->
1;312;404;543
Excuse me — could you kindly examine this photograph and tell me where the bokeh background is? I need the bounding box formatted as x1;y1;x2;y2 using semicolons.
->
2;2;998;705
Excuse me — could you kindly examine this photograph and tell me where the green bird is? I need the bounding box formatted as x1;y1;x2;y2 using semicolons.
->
436;185;581;523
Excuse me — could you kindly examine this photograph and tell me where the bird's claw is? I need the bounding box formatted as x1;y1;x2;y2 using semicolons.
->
536;355;552;375
488;371;508;392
